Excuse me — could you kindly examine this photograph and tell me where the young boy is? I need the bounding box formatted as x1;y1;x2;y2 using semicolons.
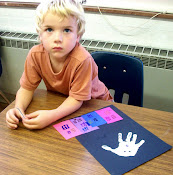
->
6;0;112;130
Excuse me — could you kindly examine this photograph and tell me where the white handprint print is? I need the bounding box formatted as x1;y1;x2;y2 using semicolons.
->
102;132;145;157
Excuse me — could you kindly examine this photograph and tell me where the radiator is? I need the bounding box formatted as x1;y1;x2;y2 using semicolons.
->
1;30;173;69
0;30;173;112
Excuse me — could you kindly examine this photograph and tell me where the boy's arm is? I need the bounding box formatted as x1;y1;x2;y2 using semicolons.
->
15;87;34;112
52;96;83;119
6;87;34;129
23;96;83;129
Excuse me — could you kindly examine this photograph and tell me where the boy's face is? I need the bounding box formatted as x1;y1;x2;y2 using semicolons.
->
39;12;80;61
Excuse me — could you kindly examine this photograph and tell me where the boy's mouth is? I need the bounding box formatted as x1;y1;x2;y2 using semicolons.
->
53;47;62;51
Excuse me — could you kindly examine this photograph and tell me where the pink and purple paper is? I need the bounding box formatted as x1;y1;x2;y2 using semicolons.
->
95;107;123;124
53;107;124;140
53;120;83;140
70;116;99;133
82;111;107;127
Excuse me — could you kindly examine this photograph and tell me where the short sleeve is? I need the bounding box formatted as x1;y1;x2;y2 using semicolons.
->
20;50;41;90
69;56;93;101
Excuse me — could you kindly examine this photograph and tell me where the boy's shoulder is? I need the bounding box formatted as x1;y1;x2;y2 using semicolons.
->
29;43;45;54
70;43;91;62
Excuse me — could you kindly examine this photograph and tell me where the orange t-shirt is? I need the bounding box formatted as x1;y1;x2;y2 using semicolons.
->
20;43;113;101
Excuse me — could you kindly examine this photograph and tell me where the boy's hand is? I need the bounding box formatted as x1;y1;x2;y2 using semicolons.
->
6;108;24;129
22;110;54;130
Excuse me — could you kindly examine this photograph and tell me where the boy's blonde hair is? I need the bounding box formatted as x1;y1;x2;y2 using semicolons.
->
35;0;85;37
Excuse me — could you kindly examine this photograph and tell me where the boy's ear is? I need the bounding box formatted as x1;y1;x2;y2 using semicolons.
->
38;34;42;43
36;29;42;42
77;35;81;43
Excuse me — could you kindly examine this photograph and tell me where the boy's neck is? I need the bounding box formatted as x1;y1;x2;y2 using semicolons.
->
49;55;67;74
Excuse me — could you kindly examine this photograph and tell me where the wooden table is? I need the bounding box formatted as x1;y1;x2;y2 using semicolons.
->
0;89;172;175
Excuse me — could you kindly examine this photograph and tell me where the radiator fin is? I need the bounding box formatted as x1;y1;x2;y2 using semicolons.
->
1;31;173;70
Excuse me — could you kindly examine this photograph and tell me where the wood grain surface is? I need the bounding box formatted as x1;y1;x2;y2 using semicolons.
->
0;89;172;175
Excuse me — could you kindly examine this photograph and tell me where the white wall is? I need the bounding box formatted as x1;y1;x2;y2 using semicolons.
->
0;7;173;50
84;12;173;50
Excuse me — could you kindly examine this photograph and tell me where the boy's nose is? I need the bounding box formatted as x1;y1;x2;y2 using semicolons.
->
54;32;63;42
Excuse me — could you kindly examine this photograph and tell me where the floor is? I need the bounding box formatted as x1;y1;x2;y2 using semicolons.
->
0;102;8;112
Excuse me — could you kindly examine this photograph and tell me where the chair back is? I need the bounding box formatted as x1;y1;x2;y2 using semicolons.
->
91;51;144;107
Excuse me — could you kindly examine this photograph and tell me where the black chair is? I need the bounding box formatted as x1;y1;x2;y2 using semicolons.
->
91;51;144;107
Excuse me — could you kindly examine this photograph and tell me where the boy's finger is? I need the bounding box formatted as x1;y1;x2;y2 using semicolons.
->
25;111;39;119
16;108;25;119
22;117;38;125
6;117;18;125
7;122;18;129
23;122;38;130
6;112;19;124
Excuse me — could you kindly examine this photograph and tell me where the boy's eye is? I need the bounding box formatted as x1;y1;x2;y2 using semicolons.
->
46;28;53;32
64;29;71;33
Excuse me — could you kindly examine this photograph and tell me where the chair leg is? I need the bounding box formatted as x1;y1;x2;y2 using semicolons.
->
0;90;10;104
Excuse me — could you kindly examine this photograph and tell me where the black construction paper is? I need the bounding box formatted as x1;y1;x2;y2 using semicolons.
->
76;105;172;175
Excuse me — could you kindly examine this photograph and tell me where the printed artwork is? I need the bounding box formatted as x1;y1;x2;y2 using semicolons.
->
53;120;83;140
102;132;145;157
76;105;172;175
53;106;123;139
70;116;99;133
95;107;123;124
